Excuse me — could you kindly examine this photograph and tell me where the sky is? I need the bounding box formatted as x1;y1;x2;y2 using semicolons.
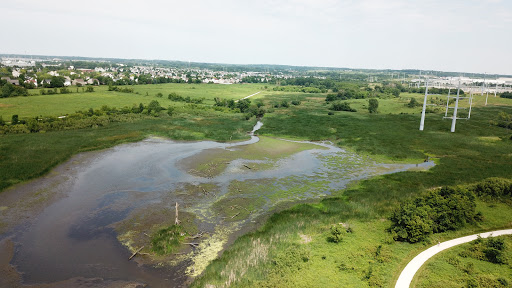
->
1;0;511;74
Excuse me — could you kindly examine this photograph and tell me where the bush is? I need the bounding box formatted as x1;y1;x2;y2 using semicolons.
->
151;225;185;255
291;100;301;106
407;97;421;108
500;91;512;99
328;224;346;243
11;114;19;125
390;186;477;243
368;98;379;113
167;106;174;116
85;86;94;93
156;92;163;98
470;177;512;200
330;101;356;112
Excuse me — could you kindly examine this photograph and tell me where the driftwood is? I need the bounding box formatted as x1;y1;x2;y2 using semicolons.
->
183;242;199;247
129;246;145;260
143;232;150;238
231;212;241;219
175;202;180;225
243;164;252;169
188;232;204;239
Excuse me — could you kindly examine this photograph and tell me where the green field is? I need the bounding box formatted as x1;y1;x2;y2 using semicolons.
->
0;83;270;118
414;235;512;288
1;83;512;287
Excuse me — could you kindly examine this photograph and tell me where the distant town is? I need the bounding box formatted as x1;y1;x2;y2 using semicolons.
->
1;54;512;94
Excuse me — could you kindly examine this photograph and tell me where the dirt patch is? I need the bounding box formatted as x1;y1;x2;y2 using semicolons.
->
299;233;312;244
0;103;14;108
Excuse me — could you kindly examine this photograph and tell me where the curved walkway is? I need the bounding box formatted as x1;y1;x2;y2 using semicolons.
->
395;229;512;288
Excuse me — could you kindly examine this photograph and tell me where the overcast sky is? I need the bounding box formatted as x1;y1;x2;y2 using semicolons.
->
1;0;511;74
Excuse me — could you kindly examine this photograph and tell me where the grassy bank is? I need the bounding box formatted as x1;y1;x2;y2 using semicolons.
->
192;94;512;287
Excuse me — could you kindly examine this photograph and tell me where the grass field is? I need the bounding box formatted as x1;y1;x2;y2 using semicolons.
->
413;234;512;288
1;83;512;287
0;83;270;119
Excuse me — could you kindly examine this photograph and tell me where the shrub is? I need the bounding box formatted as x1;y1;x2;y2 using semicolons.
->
151;225;185;255
11;114;19;125
328;224;348;243
147;100;163;113
368;98;379;113
330;101;356;112
389;186;477;243
470;177;512;200
500;91;512;99
407;97;421;108
167;106;174;116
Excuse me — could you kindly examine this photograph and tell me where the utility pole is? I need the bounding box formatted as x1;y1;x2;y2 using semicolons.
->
451;80;461;133
419;77;429;131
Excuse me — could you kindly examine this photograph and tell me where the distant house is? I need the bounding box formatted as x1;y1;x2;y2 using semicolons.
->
24;79;38;87
72;79;87;86
87;78;99;85
64;76;72;87
1;77;19;85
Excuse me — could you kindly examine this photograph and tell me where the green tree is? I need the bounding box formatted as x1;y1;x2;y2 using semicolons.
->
147;100;163;113
368;98;379;113
167;106;175;116
236;99;251;113
407;97;420;108
11;114;19;125
50;76;65;88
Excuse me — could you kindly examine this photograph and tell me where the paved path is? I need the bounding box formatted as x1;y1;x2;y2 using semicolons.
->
395;229;512;288
236;91;261;102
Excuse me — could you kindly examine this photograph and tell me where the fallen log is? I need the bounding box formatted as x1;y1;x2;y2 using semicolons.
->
129;245;145;260
183;242;199;247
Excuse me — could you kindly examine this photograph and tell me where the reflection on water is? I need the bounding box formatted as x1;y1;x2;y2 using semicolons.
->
5;121;434;286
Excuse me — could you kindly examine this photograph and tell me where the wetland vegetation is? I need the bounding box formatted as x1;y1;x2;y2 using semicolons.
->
1;77;512;287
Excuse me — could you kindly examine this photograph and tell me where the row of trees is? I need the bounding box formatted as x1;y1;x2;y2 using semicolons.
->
500;92;512;99
0;101;168;134
1;81;29;98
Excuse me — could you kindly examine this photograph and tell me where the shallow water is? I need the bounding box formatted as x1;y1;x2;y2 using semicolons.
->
2;121;434;286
